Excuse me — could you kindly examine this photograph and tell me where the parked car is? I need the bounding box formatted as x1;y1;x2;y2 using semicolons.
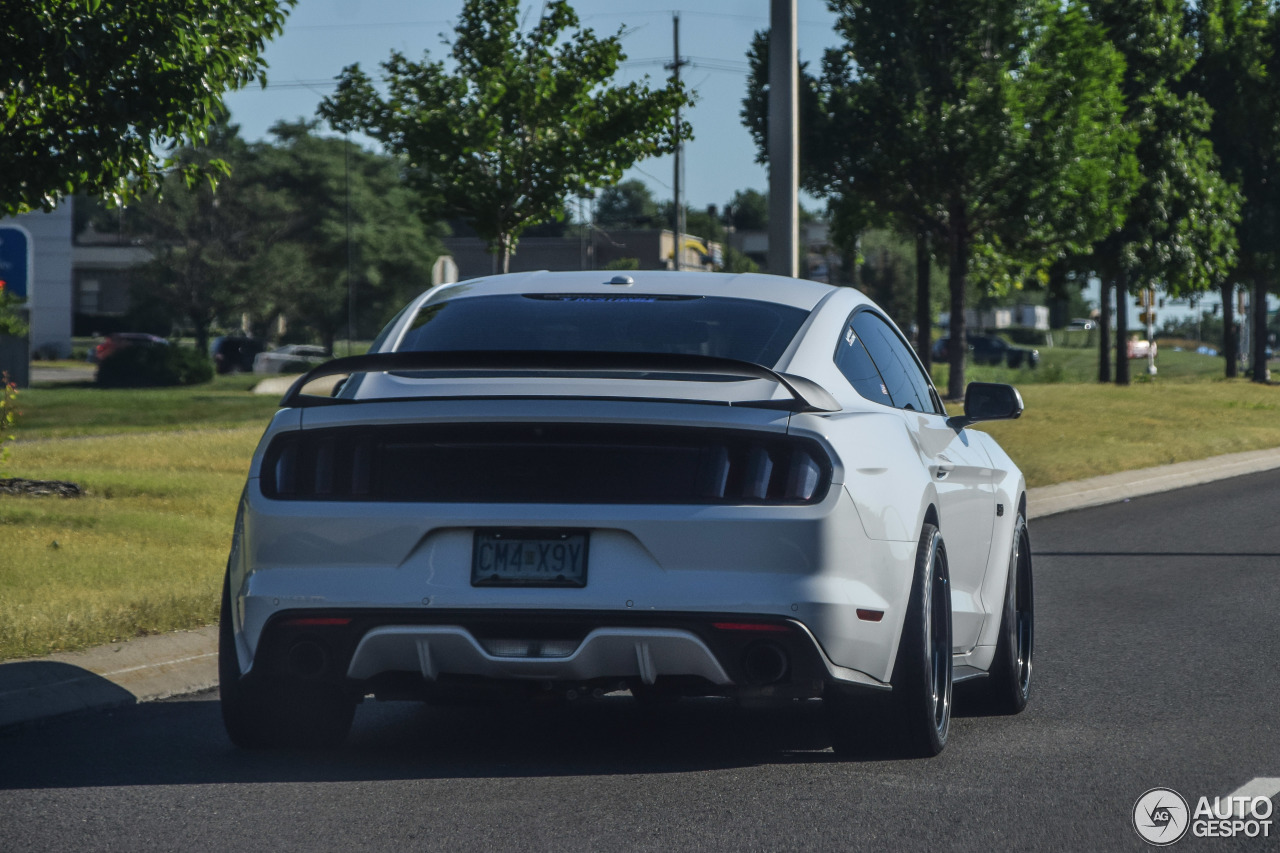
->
1067;318;1095;331
210;336;266;374
1126;339;1157;360
932;334;1040;368
252;344;329;374
221;271;1033;756
90;333;167;364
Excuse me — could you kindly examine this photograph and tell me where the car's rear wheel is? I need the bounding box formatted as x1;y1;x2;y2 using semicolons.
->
971;513;1033;714
219;573;356;749
828;523;952;758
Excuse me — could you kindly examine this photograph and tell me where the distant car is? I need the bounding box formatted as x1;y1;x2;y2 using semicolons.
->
932;335;1039;369
91;333;167;364
1067;319;1095;331
252;344;329;374
210;336;266;374
1126;339;1157;360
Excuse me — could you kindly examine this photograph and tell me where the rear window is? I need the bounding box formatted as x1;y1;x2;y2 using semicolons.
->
394;294;809;367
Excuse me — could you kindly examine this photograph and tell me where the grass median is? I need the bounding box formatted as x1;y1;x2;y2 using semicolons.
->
1;351;1278;661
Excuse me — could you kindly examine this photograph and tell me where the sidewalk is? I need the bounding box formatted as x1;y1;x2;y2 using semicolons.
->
3;444;1280;730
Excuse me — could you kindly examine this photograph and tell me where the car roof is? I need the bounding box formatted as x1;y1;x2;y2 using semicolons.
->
417;270;843;312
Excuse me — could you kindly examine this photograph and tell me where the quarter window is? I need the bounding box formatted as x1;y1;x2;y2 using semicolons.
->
835;324;892;405
840;310;941;414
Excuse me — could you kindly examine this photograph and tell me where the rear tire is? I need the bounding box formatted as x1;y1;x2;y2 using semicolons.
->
219;573;355;749
828;523;952;758
972;513;1033;714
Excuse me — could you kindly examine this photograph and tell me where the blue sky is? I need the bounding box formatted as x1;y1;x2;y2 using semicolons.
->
220;0;842;212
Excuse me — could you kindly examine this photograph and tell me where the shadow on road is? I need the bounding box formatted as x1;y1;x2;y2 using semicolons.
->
1;693;930;790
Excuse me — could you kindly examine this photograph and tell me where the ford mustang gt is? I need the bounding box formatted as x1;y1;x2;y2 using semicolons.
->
220;270;1034;757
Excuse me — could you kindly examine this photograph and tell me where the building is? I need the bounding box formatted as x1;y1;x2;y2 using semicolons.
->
442;229;721;281
0;206;74;359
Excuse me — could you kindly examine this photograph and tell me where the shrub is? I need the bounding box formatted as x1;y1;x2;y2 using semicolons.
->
0;288;28;337
0;372;18;475
96;344;214;388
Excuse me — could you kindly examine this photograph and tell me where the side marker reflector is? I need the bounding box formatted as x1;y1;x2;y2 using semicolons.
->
711;622;791;633
856;609;884;622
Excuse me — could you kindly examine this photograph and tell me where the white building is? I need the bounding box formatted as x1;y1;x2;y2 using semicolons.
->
0;206;74;359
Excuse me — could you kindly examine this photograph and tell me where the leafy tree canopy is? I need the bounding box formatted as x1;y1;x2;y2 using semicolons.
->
1;0;294;215
118;121;442;351
318;0;692;273
746;0;1138;398
596;180;663;230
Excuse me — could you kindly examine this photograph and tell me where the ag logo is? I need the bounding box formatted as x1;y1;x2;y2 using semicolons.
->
1133;788;1191;845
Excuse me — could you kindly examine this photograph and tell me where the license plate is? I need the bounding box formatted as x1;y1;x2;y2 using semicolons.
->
471;529;589;587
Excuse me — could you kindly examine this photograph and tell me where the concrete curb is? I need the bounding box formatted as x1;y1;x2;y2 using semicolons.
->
1025;445;1280;519
4;445;1279;730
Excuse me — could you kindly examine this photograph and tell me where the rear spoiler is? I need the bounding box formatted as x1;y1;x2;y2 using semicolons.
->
280;350;841;414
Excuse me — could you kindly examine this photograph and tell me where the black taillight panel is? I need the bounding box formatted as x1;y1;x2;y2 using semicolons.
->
261;423;832;505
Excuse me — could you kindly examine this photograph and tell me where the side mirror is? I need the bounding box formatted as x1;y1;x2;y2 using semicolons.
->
947;382;1023;429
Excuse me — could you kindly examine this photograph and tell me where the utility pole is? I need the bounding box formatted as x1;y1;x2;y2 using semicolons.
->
667;13;688;271
344;135;354;356
768;0;799;277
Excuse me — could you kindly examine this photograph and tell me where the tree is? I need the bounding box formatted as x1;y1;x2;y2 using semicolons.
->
723;189;770;232
128;123;272;354
745;2;1137;399
596;180;662;230
248;122;443;351
319;0;691;274
1184;0;1280;382
1085;0;1240;386
122;122;443;352
1;0;294;215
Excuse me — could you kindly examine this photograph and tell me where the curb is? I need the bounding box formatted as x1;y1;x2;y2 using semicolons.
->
3;445;1279;730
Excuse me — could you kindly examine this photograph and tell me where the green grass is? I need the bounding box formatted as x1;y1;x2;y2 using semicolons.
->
16;372;282;439
0;428;259;659
1;358;1278;661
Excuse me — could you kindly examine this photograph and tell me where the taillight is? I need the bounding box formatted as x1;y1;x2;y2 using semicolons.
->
262;425;831;505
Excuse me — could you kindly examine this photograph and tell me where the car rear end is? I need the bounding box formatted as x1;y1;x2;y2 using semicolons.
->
226;385;908;708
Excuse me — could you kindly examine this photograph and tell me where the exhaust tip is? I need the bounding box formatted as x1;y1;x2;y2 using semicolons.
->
286;639;330;679
741;642;789;686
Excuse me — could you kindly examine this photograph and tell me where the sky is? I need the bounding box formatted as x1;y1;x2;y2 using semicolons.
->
220;0;842;213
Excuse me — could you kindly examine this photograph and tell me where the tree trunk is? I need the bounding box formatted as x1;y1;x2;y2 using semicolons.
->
1098;279;1111;383
1115;272;1130;386
916;231;932;371
1222;281;1237;379
193;319;211;360
1253;273;1269;383
945;202;969;402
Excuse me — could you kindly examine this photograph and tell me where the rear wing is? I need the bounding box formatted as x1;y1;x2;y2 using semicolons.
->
280;350;840;414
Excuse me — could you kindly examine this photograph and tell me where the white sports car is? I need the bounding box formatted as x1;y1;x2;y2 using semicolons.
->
220;271;1033;756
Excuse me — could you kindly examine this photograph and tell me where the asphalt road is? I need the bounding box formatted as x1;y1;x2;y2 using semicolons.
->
1;471;1278;852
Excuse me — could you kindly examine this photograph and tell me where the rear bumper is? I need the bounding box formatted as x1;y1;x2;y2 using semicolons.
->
231;483;918;685
240;609;890;701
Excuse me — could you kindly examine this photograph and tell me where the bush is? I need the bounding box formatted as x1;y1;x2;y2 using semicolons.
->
0;289;28;338
0;372;18;475
96;344;214;388
1000;327;1049;346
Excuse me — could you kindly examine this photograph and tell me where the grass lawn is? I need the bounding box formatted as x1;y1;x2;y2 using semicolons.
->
0;427;259;660
16;372;282;439
1;353;1277;661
